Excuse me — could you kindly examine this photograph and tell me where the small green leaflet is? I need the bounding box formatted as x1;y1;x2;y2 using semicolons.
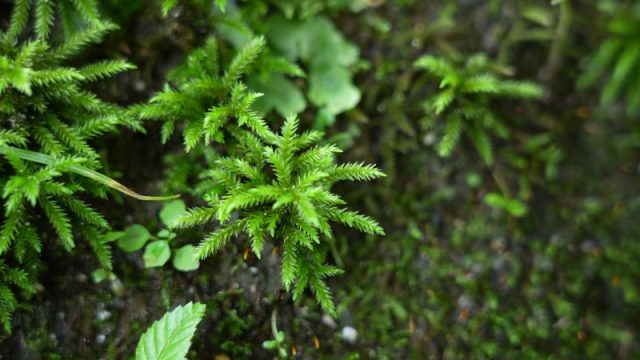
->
144;240;171;268
172;245;200;272
116;225;151;252
160;200;188;228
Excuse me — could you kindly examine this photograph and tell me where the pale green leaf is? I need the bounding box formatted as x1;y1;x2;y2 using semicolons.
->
117;224;151;253
135;302;206;360
143;240;171;268
160;200;188;228
172;245;200;272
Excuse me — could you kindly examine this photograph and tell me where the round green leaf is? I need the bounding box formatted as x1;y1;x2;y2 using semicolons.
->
484;192;507;209
159;200;187;227
172;245;200;272
248;74;306;117
116;224;151;253
143;240;171;268
309;64;361;115
262;340;278;350
506;199;528;218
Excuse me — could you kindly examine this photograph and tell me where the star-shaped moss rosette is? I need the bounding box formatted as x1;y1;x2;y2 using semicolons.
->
172;115;385;314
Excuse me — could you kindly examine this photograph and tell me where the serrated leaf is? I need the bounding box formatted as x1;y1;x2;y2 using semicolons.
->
135;302;206;360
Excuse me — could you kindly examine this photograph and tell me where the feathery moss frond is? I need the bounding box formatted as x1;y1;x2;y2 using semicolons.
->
171;114;385;314
415;53;542;164
578;4;640;115
136;36;274;150
0;3;145;332
6;0;105;42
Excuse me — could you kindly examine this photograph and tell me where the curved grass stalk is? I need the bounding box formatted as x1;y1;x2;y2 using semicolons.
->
0;145;179;201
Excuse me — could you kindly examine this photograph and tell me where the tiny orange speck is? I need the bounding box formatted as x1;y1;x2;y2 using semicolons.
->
576;106;590;119
577;330;586;342
458;308;470;321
